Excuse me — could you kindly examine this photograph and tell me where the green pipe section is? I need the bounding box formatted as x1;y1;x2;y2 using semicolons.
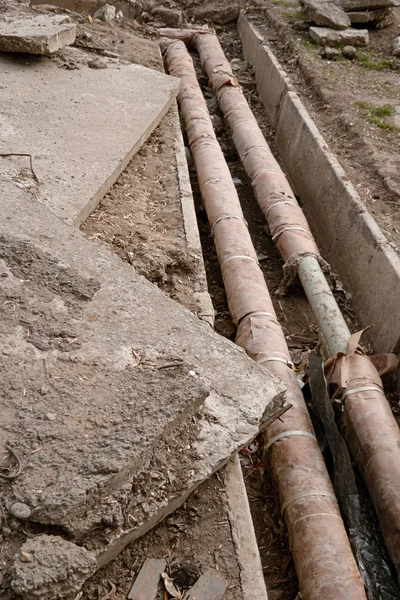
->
298;255;351;355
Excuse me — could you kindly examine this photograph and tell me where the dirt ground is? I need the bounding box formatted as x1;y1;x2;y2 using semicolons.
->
245;3;400;252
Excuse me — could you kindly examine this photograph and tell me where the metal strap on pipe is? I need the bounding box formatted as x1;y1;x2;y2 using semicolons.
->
265;200;298;217
341;385;386;401
211;214;248;234
272;227;314;242
266;429;317;450
240;310;279;325
257;356;294;368
281;490;338;514
220;254;258;267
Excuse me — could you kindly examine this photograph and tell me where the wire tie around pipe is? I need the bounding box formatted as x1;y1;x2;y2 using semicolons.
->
280;490;338;515
272;227;313;242
210;214;248;235
239;145;268;161
265;200;298;217
239;311;279;325
266;430;317;450
341;384;386;402
258;356;294;368
220;254;258;267
201;178;235;190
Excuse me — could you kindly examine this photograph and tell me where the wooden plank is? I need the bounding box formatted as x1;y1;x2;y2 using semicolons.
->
127;558;166;600
184;569;228;600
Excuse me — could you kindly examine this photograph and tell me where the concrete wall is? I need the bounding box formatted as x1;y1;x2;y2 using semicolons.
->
238;13;400;353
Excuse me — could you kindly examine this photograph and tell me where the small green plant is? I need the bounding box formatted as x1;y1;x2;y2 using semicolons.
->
272;0;296;6
301;38;315;51
355;52;392;71
369;116;398;133
356;101;394;117
282;8;303;22
355;101;398;133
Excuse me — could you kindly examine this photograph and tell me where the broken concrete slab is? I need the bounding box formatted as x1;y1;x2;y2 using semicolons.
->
0;53;179;226
0;13;76;54
347;6;391;21
393;36;400;56
300;0;350;29
0;178;282;535
336;0;399;9
12;536;97;600
309;26;369;45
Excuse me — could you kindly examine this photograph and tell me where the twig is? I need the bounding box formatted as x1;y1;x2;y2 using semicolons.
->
0;445;22;480
0;153;39;182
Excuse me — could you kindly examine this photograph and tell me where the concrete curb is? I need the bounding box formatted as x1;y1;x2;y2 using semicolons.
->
173;104;215;326
238;13;400;353
225;454;269;600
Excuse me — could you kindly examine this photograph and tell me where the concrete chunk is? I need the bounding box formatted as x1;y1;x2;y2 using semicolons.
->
301;0;351;29
0;13;76;54
12;536;97;600
393;36;400;56
309;26;369;45
347;7;391;21
0;183;282;532
0;55;180;226
336;0;399;9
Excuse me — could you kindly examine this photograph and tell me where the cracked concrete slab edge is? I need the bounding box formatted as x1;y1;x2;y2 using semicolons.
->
225;454;269;600
172;101;215;326
238;12;400;353
73;85;179;228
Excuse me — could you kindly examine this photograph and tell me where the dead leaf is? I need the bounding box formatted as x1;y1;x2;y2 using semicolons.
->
161;572;182;599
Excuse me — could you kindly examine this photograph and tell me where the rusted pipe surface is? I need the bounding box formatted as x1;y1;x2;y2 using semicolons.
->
165;39;366;600
179;29;400;584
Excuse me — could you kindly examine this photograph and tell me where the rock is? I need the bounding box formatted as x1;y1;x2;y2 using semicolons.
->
392;58;400;70
192;3;239;25
10;503;31;520
309;26;369;46
45;412;56;421
375;10;395;27
320;45;341;59
346;7;391;21
301;0;350;29
11;536;97;600
342;44;357;58
230;58;247;71
336;0;400;10
150;6;182;27
0;13;76;54
393;36;400;57
93;3;116;21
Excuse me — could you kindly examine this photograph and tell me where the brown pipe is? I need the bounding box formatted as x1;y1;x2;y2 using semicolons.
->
170;29;400;584
165;39;366;600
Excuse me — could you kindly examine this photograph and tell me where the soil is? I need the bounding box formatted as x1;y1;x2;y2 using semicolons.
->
244;3;400;253
81;475;242;600
83;109;200;315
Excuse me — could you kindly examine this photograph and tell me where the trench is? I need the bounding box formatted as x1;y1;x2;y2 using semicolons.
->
60;9;400;599
174;27;400;600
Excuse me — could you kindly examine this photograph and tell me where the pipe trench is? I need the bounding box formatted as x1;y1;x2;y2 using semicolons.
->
165;39;366;600
164;29;400;585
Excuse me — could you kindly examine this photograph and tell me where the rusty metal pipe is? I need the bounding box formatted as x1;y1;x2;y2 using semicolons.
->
165;39;366;600
177;29;400;584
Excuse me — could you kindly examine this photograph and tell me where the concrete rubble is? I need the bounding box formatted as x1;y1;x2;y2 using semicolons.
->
346;6;393;22
0;12;76;54
393;36;400;56
336;0;400;9
309;25;369;45
0;7;284;597
0;54;180;226
300;0;351;29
